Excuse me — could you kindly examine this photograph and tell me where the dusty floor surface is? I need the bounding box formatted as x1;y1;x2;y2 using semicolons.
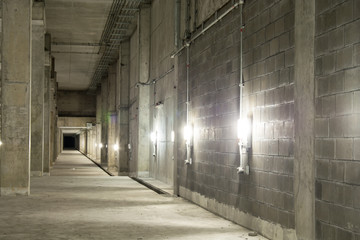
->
0;150;267;240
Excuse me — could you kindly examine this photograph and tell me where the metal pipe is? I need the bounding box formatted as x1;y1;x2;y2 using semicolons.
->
171;1;242;58
186;46;190;126
237;0;247;174
174;0;181;48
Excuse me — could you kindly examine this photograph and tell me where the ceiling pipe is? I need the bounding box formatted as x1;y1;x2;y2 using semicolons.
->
171;0;243;58
174;0;181;48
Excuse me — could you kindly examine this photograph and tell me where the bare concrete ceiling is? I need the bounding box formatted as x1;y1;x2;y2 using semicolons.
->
45;0;113;90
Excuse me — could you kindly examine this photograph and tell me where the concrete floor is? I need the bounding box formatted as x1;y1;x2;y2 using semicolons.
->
0;150;267;240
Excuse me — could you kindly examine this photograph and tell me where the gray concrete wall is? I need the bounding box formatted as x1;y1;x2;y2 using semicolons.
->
148;0;177;185
57;90;96;117
176;0;296;238
128;5;151;178
314;1;360;239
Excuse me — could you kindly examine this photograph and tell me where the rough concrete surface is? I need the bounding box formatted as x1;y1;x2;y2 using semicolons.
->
0;151;267;240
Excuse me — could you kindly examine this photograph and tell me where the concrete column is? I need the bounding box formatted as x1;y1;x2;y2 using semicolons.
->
0;0;32;195
137;5;151;177
101;78;108;167
43;56;51;175
117;41;130;175
294;1;316;239
30;2;45;177
49;76;57;165
96;88;102;162
107;64;118;174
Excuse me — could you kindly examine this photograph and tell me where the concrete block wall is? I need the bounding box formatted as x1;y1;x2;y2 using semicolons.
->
315;0;360;238
177;0;296;234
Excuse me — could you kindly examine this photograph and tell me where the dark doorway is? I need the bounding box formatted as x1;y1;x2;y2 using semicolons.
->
63;134;76;150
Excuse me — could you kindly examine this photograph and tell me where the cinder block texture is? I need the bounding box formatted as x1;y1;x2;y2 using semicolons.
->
315;0;360;237
177;0;295;230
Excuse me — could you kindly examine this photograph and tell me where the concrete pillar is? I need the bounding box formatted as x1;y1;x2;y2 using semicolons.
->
107;64;118;174
117;41;130;175
96;88;102;162
0;0;32;195
137;5;151;177
49;75;57;165
294;1;316;239
101;78;108;167
43;53;51;175
30;2;45;177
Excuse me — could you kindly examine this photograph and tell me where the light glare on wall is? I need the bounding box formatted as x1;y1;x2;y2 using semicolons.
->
98;143;103;149
183;125;193;145
150;131;157;143
171;131;175;142
0;140;2;146
237;118;250;147
113;144;119;151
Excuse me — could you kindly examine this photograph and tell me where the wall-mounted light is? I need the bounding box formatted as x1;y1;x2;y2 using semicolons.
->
184;125;193;146
0;140;3;146
171;130;175;142
150;131;157;157
150;131;157;144
184;124;193;165
113;144;119;151
237;118;251;149
98;143;103;149
237;114;252;174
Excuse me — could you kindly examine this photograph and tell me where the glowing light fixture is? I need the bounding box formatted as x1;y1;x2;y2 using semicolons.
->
237;118;250;148
150;131;157;144
113;144;119;151
151;131;158;157
0;140;3;146
98;143;103;149
184;124;193;165
183;125;193;145
237;114;252;174
171;131;175;142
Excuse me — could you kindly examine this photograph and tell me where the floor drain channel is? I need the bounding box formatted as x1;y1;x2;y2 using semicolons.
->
131;177;170;196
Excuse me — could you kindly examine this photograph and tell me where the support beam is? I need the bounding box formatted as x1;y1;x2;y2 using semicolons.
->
0;0;32;195
117;41;130;175
96;88;102;162
31;2;45;177
43;54;51;175
107;64;118;175
294;0;316;239
136;5;151;177
101;78;109;167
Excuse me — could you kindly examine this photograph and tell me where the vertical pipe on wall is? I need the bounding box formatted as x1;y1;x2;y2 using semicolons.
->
237;0;248;174
174;0;181;48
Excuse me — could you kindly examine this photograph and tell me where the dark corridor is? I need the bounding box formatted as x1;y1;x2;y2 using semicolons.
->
63;135;77;150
